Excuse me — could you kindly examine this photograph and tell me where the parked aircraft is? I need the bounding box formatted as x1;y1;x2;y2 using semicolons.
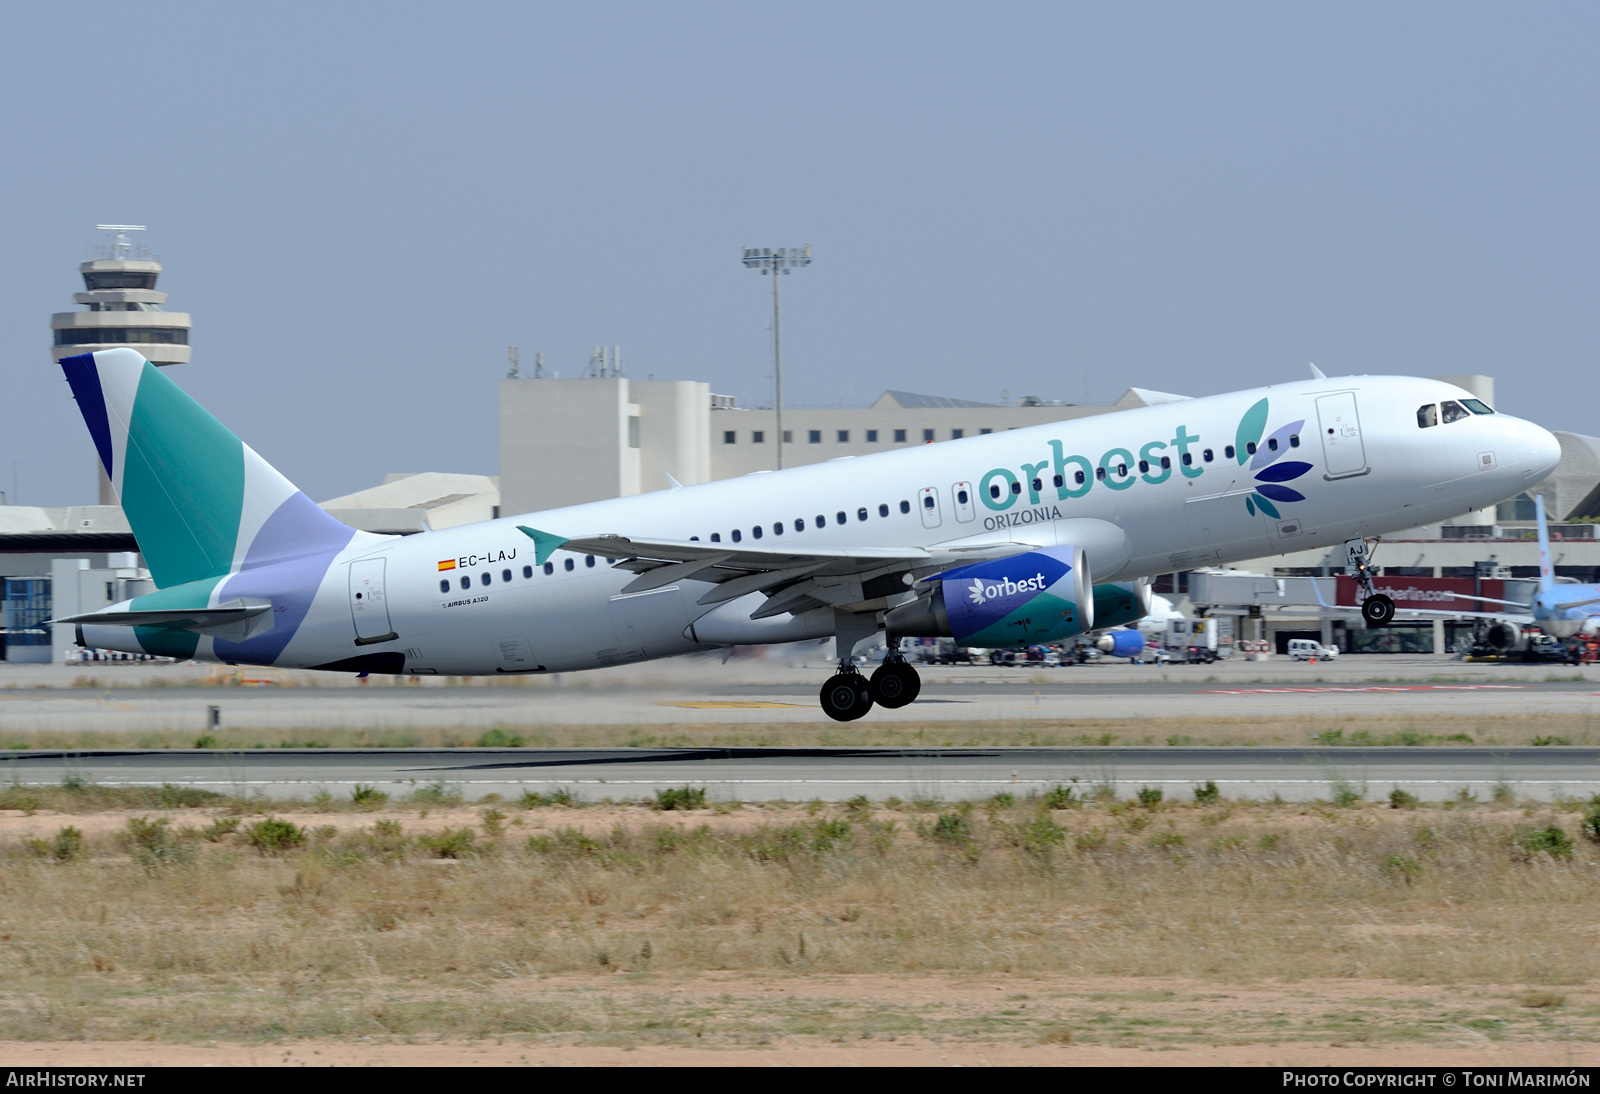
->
55;350;1559;719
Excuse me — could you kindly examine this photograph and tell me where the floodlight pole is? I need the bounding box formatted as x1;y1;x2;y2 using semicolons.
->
743;246;811;470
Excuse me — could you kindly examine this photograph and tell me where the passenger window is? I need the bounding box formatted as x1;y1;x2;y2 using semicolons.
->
1160;456;1171;470
816;514;826;526
751;525;762;539
1031;477;1043;492
1137;461;1149;474
1289;434;1300;447
731;529;742;542
1052;475;1063;488
1202;449;1213;462
1010;481;1022;495
502;569;512;582
564;559;574;571
1075;470;1085;485
773;522;783;535
1462;399;1494;414
585;556;595;567
924;495;936;508
878;503;889;517
1095;467;1106;481
439;580;449;593
690;536;699;541
544;562;553;575
1224;445;1235;459
795;518;805;532
1267;438;1278;451
1117;463;1128;476
710;533;721;542
836;512;847;525
899;500;910;514
858;507;868;521
461;576;471;589
1417;404;1438;427
956;490;969;505
523;565;533;578
481;572;491;585
1441;400;1469;424
990;483;1002;499
1245;442;1257;455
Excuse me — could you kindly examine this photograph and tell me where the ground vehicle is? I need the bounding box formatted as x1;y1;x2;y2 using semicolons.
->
1287;638;1339;661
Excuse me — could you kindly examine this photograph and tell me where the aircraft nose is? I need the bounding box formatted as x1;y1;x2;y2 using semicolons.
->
1518;420;1561;484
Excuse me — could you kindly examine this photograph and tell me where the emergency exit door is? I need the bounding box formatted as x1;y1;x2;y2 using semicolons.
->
1316;393;1368;478
349;558;397;645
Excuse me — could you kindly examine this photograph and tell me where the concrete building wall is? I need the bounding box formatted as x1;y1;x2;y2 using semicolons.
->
633;380;710;491
499;378;638;514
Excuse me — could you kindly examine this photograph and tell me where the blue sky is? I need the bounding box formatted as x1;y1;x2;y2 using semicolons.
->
2;2;1594;503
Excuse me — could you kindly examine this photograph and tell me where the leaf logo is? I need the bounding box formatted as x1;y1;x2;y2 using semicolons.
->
1235;398;1313;518
967;579;988;606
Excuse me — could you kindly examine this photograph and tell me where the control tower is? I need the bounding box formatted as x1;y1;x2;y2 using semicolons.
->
50;226;191;367
51;226;193;502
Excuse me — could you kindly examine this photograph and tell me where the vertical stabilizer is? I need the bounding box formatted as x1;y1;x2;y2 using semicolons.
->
1536;493;1555;593
60;348;357;590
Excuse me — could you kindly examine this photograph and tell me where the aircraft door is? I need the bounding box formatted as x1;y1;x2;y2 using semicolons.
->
1316;393;1368;478
951;482;975;523
348;558;397;645
918;487;942;529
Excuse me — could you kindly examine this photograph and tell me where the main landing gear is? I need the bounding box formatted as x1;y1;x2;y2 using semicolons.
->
819;654;923;722
1345;537;1395;627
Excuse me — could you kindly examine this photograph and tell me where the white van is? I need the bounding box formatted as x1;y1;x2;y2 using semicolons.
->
1287;639;1339;661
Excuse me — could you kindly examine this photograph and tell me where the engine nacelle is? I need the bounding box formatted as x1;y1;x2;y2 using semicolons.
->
1095;629;1146;658
1091;581;1152;631
1486;622;1521;650
886;546;1090;647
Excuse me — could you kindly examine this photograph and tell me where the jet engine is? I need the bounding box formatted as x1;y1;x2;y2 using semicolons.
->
1091;581;1153;631
1095;629;1147;659
1486;622;1522;650
885;546;1090;647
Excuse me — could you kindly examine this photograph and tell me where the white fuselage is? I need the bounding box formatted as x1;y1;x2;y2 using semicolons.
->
87;375;1562;674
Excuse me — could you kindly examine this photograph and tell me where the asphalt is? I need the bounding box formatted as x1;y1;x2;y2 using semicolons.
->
7;745;1598;803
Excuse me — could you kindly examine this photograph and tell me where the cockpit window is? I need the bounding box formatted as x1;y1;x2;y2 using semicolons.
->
1462;398;1494;415
1441;400;1470;424
1417;404;1438;428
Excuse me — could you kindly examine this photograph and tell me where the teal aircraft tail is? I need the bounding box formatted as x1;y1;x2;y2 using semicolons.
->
59;348;361;662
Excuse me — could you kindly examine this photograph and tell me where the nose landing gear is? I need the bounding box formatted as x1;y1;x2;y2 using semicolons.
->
1345;537;1395;627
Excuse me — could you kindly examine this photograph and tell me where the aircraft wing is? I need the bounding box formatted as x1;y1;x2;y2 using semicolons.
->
1301;577;1533;623
1549;596;1600;613
553;532;943;620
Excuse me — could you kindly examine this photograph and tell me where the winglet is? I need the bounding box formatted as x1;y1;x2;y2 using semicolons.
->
1309;362;1327;380
665;473;684;490
517;525;569;565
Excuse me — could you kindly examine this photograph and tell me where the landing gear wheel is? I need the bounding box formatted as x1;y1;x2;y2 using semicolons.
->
820;672;874;722
870;661;921;708
1361;594;1396;627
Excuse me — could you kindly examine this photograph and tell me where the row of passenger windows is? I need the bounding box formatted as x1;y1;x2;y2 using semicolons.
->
439;555;597;593
693;500;917;543
1416;399;1493;428
723;428;990;445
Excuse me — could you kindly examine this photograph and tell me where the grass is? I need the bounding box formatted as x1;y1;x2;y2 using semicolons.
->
1;793;1599;1045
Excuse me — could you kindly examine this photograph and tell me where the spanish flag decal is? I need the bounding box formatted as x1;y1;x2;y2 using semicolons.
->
437;559;456;571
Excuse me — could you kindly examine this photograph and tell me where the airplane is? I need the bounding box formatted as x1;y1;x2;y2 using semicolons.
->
54;349;1560;720
1093;592;1184;659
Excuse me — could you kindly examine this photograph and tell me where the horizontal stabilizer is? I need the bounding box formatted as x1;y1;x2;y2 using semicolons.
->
54;598;272;632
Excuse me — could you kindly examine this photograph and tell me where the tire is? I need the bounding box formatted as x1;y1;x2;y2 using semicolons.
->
1361;594;1396;627
820;673;873;721
871;662;921;709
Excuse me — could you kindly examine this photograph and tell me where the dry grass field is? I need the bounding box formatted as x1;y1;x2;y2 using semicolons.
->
2;778;1600;1063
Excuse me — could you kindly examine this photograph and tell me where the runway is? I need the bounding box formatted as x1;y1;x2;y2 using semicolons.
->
4;655;1599;733
8;745;1599;802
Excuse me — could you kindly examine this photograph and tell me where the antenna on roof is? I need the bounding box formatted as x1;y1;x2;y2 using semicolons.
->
1309;362;1327;380
95;224;146;260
